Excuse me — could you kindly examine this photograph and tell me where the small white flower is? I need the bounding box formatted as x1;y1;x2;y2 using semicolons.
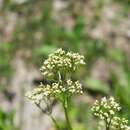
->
109;110;115;115
92;97;130;130
40;48;85;77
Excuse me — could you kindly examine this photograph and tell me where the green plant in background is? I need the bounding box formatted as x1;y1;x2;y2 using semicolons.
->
0;43;16;78
0;43;17;93
106;48;130;120
91;97;130;130
0;109;17;130
1;0;130;130
26;48;85;130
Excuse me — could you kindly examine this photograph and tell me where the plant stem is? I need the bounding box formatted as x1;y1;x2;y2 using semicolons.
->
58;71;72;130
35;103;60;130
106;116;112;130
63;98;73;130
50;115;60;130
106;125;109;130
105;120;110;130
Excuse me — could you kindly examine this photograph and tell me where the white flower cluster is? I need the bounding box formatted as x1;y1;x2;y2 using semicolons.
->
111;117;129;130
26;80;83;104
91;97;121;120
91;97;130;130
25;83;61;104
26;48;84;119
67;79;83;94
40;48;85;77
98;118;130;130
25;87;44;104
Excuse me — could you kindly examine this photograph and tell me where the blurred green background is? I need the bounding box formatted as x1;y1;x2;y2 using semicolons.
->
0;0;130;130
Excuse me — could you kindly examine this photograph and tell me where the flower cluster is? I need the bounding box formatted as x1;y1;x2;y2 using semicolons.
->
26;49;85;130
98;118;130;130
91;97;130;130
40;48;85;77
91;97;121;120
111;117;129;130
67;79;83;94
26;80;83;104
26;83;61;104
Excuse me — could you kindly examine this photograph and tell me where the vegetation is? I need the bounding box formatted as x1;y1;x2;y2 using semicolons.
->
26;49;129;130
26;49;85;130
0;0;130;130
0;109;17;130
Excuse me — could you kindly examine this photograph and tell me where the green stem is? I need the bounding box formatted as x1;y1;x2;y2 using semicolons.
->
106;116;113;130
105;118;110;130
35;103;60;130
50;115;60;130
58;71;72;130
63;98;73;130
106;124;109;130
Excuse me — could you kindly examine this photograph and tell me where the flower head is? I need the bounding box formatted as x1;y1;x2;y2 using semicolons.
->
26;79;83;105
91;97;121;120
25;83;61;104
40;48;85;77
67;79;83;94
91;97;130;130
111;117;129;130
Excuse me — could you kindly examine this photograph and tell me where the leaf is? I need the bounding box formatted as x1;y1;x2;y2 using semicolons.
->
85;77;110;94
35;44;57;56
107;49;124;63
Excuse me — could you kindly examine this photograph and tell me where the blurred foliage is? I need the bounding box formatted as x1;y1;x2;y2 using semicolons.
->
108;50;130;120
0;43;17;93
0;43;16;78
0;0;130;130
114;0;130;15
0;109;17;130
85;77;110;94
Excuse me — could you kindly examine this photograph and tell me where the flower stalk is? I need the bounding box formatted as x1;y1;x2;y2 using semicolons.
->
50;115;60;130
63;95;72;130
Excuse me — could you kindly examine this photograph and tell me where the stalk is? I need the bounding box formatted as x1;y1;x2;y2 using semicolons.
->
106;123;109;130
105;116;112;130
58;71;73;130
36;103;60;130
50;115;61;130
63;97;73;130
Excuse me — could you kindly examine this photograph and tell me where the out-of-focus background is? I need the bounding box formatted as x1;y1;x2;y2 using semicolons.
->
0;0;130;130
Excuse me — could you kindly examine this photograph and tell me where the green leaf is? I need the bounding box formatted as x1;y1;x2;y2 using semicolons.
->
107;49;124;63
35;44;57;56
85;77;110;94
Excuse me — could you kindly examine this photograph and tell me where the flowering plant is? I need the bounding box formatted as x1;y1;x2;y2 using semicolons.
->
26;49;129;130
26;48;85;130
91;97;130;130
